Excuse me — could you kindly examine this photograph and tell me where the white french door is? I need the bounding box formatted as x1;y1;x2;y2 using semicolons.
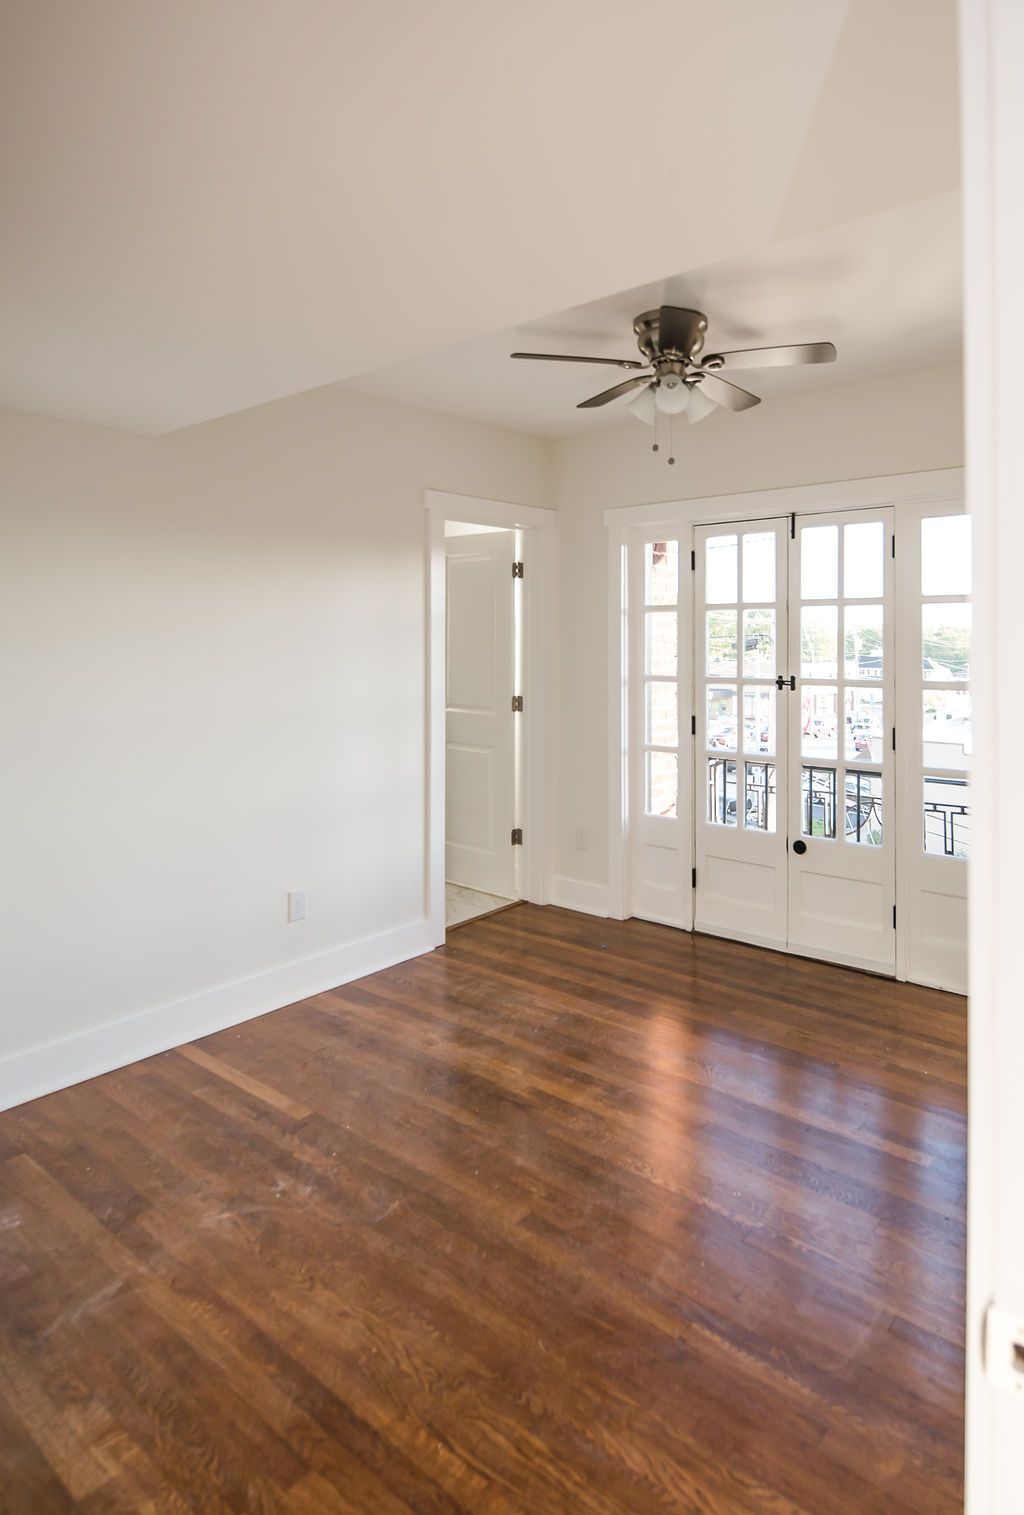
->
787;509;896;974
686;507;896;976
898;503;971;993
625;494;966;988
694;520;790;947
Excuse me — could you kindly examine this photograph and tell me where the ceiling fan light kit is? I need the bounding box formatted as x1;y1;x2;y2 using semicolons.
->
511;306;836;462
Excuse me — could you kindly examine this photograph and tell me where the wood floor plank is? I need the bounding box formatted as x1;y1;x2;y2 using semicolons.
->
0;906;965;1512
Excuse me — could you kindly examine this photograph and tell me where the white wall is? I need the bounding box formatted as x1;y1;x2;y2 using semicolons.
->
0;361;966;1098
551;363;964;902
0;388;551;1095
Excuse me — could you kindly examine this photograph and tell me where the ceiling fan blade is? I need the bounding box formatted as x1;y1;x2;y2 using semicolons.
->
577;376;652;409
694;371;762;412
510;352;647;370
702;342;837;371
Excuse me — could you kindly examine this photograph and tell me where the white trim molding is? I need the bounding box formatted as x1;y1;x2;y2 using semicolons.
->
424;489;555;946
0;918;433;1113
603;467;964;530
960;0;1024;1507
547;875;610;918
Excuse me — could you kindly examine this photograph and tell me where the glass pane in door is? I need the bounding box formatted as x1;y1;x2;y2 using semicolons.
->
644;540;678;604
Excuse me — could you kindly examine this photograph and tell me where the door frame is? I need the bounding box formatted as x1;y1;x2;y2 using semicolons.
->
606;467;965;939
425;489;554;946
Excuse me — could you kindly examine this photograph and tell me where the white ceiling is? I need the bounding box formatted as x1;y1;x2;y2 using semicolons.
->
0;0;959;435
347;193;962;437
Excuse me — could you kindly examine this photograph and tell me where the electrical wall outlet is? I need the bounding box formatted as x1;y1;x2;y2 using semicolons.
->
575;828;589;852
288;889;307;923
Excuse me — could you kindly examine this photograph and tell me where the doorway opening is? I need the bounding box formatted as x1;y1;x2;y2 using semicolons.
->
425;490;553;945
609;471;969;993
443;519;522;928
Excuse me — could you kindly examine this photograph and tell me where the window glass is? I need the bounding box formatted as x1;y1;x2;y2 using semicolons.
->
923;690;971;772
646;611;677;676
707;686;738;750
705;535;738;604
801;686;839;759
645;681;678;748
844;687;885;762
922;516;972;597
845;772;883;846
801;525;838;599
923;776;970;858
646;751;678;818
801;766;837;839
706;610;738;677
843;520;884;599
922;604;971;681
707;758;738;826
844;604;884;679
742;608;776;679
744;763;777;832
743;686;775;756
742;532;775;602
801;605;838;679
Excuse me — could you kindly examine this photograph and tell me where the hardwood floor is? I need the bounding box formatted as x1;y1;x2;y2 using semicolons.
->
0;906;966;1513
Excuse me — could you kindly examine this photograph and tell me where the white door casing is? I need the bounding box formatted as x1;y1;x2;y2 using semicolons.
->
444;530;516;897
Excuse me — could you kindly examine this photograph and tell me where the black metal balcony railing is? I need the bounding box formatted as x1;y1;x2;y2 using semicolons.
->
924;801;970;857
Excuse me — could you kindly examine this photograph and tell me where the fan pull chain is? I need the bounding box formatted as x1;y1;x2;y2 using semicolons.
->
668;411;676;466
652;409;659;454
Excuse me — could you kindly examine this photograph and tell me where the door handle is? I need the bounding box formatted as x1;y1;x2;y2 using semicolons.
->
775;675;796;690
791;839;807;855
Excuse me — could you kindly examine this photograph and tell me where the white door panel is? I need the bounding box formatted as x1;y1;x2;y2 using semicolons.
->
445;531;516;897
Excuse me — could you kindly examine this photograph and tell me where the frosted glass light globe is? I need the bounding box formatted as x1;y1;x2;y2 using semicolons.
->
654;374;690;414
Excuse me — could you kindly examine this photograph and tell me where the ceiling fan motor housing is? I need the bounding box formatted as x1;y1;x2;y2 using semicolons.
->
634;307;708;364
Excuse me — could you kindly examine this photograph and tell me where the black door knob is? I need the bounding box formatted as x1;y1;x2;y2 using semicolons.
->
792;839;807;855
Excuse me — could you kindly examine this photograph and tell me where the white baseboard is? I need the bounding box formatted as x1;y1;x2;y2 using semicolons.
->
547;875;610;918
0;918;433;1114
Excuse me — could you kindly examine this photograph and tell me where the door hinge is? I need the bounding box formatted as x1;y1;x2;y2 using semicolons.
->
512;561;524;579
511;694;523;713
511;827;523;846
790;512;796;539
691;714;697;736
690;549;696;571
892;726;896;752
892;534;896;558
692;866;697;888
893;904;897;929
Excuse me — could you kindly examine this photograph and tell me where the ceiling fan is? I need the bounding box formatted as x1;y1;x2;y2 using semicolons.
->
511;306;836;461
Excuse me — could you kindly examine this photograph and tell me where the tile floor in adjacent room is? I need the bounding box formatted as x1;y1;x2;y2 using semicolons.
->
444;882;517;928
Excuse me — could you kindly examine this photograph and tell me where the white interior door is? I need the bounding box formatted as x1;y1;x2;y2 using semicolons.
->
694;521;789;947
787;509;896;974
445;530;516;897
